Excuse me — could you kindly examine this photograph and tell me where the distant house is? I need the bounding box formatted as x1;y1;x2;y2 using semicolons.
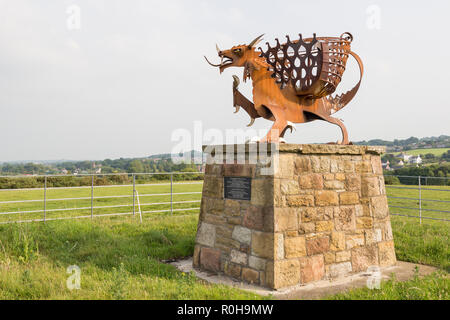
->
382;160;391;170
398;160;404;167
410;155;422;165
397;152;412;162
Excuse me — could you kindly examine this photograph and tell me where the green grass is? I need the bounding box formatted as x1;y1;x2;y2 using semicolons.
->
0;181;448;299
395;148;449;157
328;271;449;300
391;217;449;272
0;215;264;299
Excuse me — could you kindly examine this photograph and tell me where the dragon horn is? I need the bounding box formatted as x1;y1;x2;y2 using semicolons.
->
248;34;264;48
216;44;221;53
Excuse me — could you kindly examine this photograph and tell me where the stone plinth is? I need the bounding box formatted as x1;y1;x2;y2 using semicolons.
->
193;144;396;289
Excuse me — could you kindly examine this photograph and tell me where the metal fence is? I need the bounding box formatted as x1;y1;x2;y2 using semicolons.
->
385;175;450;223
0;172;448;224
0;172;204;224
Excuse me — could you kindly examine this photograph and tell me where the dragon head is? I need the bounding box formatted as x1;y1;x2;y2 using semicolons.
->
205;34;264;73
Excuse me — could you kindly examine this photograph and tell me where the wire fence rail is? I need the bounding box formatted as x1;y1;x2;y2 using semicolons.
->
0;172;204;225
0;173;448;224
384;175;450;223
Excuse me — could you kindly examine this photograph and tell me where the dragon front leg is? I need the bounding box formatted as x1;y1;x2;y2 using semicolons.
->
259;107;290;143
232;75;260;126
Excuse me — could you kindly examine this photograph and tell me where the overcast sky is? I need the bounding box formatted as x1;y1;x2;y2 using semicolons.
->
0;0;449;161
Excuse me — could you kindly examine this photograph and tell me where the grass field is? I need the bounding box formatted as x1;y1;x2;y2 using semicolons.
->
395;148;449;156
0;180;448;299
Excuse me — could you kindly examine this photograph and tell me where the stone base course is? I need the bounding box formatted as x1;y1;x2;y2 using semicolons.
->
194;144;396;289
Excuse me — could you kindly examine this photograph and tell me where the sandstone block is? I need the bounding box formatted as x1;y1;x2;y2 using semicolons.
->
306;237;329;255
223;164;255;177
335;250;351;262
193;245;201;267
242;268;260;284
334;206;356;231
299;174;323;189
355;161;372;173
330;231;346;251
329;262;352;278
277;154;294;178
340;192;359;205
224;262;241;278
202;197;224;215
351;245;379;272
299;222;315;234
251;179;273;206
346;234;365;249
251;231;274;259
204;214;226;225
301;207;316;222
315;190;339;206
274;208;298;232
275;233;284;260
371;196;389;219
203;176;223;198
357;217;374;229
362;176;380;197
200;247;221;272
294;157;312;173
316;220;334;232
299;255;325;283
324;180;345;190
230;249;248;265
324;251;336;264
224;199;241;216
242;206;264;231
345;174;361;192
248;256;266;271
271;259;301;289
205;164;223;176
371;157;383;174
378;241;396;267
365;229;382;245
232;226;251;245
196;222;216;247
227;216;242;225
281;179;300;195
284;236;307;258
286;195;314;207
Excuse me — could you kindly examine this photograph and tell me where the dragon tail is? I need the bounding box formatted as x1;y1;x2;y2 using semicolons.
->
326;51;364;115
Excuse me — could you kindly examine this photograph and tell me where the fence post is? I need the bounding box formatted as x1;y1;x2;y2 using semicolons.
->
418;175;422;225
133;174;136;217
44;176;47;222
91;175;94;219
170;173;173;215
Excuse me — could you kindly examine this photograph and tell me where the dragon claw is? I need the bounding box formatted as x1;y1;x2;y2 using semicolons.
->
286;121;295;133
247;117;255;127
232;75;240;89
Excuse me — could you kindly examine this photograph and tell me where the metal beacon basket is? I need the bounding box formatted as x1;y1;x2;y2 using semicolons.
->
259;32;356;98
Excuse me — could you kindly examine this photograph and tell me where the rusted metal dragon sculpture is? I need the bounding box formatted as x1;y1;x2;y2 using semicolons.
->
205;32;364;144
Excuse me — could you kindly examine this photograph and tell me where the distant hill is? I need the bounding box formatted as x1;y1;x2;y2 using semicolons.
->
354;135;449;152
